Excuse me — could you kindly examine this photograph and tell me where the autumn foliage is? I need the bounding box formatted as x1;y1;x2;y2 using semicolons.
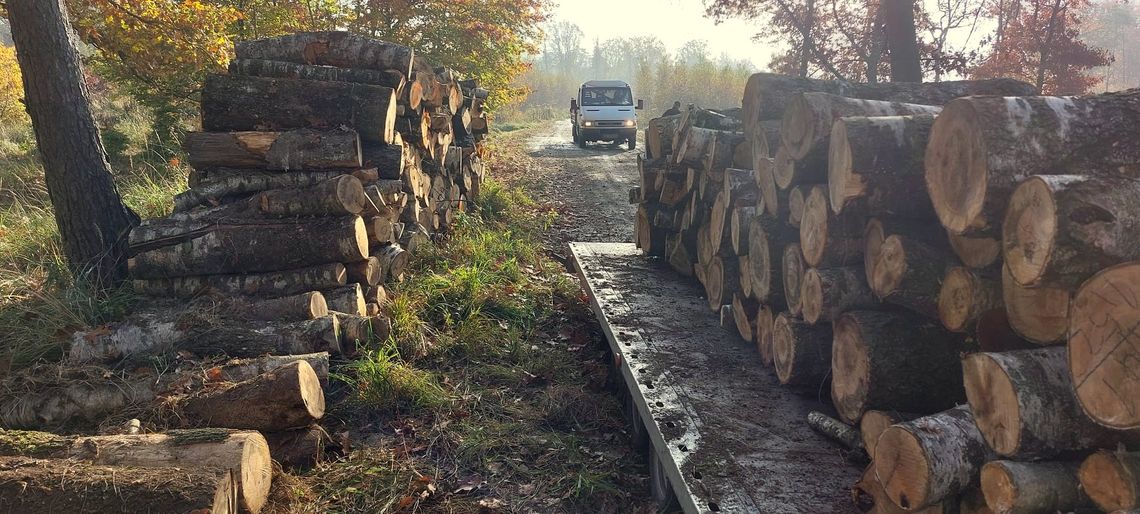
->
0;45;24;124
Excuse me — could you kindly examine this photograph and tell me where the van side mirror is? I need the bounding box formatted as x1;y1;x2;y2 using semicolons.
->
636;99;644;110
570;99;578;111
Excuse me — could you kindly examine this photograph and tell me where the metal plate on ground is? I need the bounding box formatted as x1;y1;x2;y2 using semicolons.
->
570;242;860;514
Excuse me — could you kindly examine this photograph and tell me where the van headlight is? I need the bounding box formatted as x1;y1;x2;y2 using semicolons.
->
583;121;593;127
624;120;635;127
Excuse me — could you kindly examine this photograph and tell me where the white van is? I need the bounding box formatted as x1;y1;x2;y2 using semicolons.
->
570;80;643;150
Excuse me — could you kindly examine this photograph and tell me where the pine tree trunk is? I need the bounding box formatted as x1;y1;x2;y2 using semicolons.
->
7;0;140;287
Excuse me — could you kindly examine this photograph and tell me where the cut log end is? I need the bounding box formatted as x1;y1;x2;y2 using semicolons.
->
948;230;1002;270
827;119;859;213
1002;176;1057;287
799;187;828;264
925;100;988;234
870;235;906;298
1080;451;1139;512
800;269;823;324
756;306;775;366
875;427;930;510
961;353;1021;456
938;267;998;333
830;314;871;423
1001;264;1069;345
1069;262;1140;429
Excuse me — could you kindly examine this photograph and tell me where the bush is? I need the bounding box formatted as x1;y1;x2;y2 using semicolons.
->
0;46;26;125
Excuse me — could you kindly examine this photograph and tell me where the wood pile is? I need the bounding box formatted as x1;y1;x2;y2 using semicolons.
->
636;72;1140;513
0;32;494;511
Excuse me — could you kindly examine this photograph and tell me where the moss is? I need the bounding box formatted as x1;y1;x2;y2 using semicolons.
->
0;429;73;457
167;428;235;446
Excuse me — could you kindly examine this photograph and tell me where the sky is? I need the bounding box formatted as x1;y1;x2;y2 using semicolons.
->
549;0;778;71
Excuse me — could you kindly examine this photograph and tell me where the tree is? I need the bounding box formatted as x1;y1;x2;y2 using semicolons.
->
1082;1;1140;91
0;44;24;124
883;0;923;80
970;0;1110;93
7;0;139;287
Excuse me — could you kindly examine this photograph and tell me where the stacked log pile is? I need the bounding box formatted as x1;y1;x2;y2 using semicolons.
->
0;32;494;509
636;72;1140;513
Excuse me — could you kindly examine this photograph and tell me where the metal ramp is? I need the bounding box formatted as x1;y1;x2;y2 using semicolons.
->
570;242;860;514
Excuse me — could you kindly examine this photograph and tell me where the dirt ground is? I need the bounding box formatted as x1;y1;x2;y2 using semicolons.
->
511;120;640;247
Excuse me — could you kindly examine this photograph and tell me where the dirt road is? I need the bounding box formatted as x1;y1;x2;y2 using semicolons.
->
521;120;641;245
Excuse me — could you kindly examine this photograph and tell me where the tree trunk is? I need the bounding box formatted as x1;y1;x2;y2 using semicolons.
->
883;0;923;81
757;157;791;219
184;129;361;171
173;170;362;212
181;361;325;432
807;411;863;451
129;216;368;278
265;425;336;470
213;353;330;386
202;74;397;144
772;313;833;386
751;119;783;161
831;310;966;423
234;31;415;76
133;263;347;298
732;293;759;342
740;73;1032;140
675;127;719;167
980;460;1090;514
1080;450;1140;513
739;255;754;298
376;243;410;282
724;167;759;209
853;464;954;514
782;243;807;316
948;230;1002;270
800;185;865;267
730;206;758;256
860;410;919;458
963;347;1121;459
801;267;878;324
322;283;366;316
346;256;382;287
707;133;747;171
229;58;406;92
748;216;797;307
773;146;798;191
938;267;1002;333
7;0;140;287
874;405;995;510
1068;261;1140;429
780;94;940;184
1001;264;1070;345
258;175;367;217
869;234;955;319
1004;175;1140;289
0;456;238;514
828;114;937;216
756;306;776;366
647;115;682;159
925;90;1140;236
704;255;742;312
226;291;330;322
0;429;272;514
362;142;406;180
787;185;810;227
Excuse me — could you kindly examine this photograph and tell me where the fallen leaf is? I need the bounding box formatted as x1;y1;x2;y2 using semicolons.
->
478;498;505;510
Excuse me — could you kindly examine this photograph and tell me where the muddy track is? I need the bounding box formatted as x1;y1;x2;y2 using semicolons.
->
521;120;641;245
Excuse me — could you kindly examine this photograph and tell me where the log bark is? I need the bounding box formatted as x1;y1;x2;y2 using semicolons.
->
781;94;940;184
739;255;754;298
800;185;864;267
128;216;368;278
869;234;956;319
226;291;329;322
172;170;364;212
751;119;782;161
202;74;397;144
377;243;410;282
259;175;366;216
169;316;343;361
184;129;361;171
853;464;953;514
782;243;807;316
732;293;759;342
925;90;1140;236
1001;264;1070;345
748;216;797;307
756;157;790;218
229;58;406;91
974;309;1036;353
860;410;919;458
0;429;271;514
787;184;809;227
948;231;1002;270
1080;451;1140;512
362;142;406;180
346;256;382;287
801;267;878;324
807;411;862;451
322;283;366;316
756;306;776;366
181;361;325;431
1004;175;1140;289
828;114;937;217
831;310;966;423
963;347;1121;459
740;73;1033;139
265;425;336;470
874;405;995;510
938;267;1002;333
213;353;330;386
981;460;1090;514
132;263;347;298
724;167;759;209
773;313;833;386
647;115;682;159
1068;262;1140;429
234;31;415;76
0;456;238;514
730;206;758;256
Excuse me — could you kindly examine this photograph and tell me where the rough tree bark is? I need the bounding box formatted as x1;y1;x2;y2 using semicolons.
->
981;460;1090;514
7;0;140;287
883;0;923;81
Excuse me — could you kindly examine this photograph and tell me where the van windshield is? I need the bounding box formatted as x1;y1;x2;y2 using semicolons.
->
581;87;633;106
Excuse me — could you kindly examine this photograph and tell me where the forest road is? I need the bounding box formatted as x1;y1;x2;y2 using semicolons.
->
522;119;641;245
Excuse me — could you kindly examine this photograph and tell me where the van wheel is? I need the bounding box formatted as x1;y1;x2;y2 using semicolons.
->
572;126;579;144
627;138;636;151
578;137;588;149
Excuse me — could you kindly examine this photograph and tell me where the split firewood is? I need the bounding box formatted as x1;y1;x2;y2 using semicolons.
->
925;90;1140;237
